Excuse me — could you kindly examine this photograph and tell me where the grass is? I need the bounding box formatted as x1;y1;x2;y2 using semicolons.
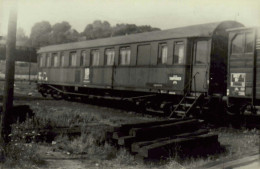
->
2;101;259;169
0;81;259;168
1;111;259;169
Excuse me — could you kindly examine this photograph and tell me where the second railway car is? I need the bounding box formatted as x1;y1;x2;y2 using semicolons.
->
37;21;243;117
227;27;260;115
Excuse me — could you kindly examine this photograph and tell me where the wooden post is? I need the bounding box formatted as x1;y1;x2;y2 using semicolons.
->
28;50;31;84
1;1;17;144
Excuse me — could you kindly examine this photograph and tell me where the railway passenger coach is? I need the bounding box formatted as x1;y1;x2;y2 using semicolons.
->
37;21;244;117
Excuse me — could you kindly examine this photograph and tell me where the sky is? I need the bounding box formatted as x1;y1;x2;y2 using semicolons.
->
0;0;259;36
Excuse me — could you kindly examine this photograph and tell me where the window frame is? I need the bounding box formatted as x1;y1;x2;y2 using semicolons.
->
80;50;87;66
173;41;185;65
119;46;131;66
39;54;46;67
52;53;59;67
231;33;245;54
60;52;66;67
69;51;77;67
46;53;52;67
90;49;100;66
193;40;209;65
245;32;254;53
158;43;168;65
104;48;115;66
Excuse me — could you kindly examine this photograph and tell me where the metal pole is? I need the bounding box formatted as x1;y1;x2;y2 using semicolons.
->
1;0;17;144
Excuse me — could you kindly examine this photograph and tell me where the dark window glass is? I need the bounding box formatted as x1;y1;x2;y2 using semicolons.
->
119;47;131;65
137;45;151;65
173;42;184;64
232;34;244;54
194;41;208;64
158;43;168;64
105;48;115;66
245;32;254;53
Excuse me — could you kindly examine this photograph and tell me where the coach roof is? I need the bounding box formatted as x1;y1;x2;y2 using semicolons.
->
38;21;243;53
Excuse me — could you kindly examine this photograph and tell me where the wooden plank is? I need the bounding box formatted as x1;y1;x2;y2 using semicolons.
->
138;133;218;158
118;136;136;146
111;119;192;139
107;126;121;132
130;119;200;139
118;118;191;132
131;129;209;153
112;131;129;139
118;119;200;147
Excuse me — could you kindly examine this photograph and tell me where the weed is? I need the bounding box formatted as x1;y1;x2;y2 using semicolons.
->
1;120;45;169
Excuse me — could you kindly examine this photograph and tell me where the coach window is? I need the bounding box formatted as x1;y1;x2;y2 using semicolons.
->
158;43;168;64
91;49;100;66
69;51;77;66
105;48;115;66
80;50;87;66
46;54;52;67
173;42;184;64
61;52;66;67
40;54;46;67
52;53;59;67
194;41;208;64
245;32;254;53
119;47;131;65
231;34;244;54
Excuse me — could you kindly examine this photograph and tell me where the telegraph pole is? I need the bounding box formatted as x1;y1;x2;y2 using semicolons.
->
1;1;17;144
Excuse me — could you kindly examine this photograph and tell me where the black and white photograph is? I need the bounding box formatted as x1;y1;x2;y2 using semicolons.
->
0;0;260;168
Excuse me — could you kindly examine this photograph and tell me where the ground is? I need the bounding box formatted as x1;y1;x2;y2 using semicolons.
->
0;81;259;169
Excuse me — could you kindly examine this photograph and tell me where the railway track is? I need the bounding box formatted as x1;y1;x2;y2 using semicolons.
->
3;92;260;129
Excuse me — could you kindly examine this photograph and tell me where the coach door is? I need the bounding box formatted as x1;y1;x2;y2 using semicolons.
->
191;40;210;93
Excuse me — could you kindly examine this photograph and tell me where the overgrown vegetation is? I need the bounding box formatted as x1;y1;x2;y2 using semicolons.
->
1;120;45;169
0;82;259;168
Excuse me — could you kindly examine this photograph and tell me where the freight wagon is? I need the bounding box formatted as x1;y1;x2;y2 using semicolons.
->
227;27;260;115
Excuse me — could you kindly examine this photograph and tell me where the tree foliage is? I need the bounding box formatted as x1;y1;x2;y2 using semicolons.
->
82;20;160;40
30;21;52;47
49;21;78;44
112;24;160;36
82;20;112;39
26;20;160;47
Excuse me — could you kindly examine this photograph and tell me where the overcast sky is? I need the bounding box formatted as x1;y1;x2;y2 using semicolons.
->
0;0;259;36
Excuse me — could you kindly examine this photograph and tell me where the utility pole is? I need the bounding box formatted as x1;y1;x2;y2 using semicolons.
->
1;0;17;144
29;50;31;84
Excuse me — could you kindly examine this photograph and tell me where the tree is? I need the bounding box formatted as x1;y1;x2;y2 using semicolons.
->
81;20;160;39
64;29;79;43
16;27;31;46
30;21;52;47
82;20;112;39
16;27;27;41
111;24;160;36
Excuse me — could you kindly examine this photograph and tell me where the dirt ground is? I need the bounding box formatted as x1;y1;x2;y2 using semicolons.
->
0;81;259;169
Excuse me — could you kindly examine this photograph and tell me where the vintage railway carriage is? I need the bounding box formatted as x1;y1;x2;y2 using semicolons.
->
37;21;243;116
227;27;260;114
